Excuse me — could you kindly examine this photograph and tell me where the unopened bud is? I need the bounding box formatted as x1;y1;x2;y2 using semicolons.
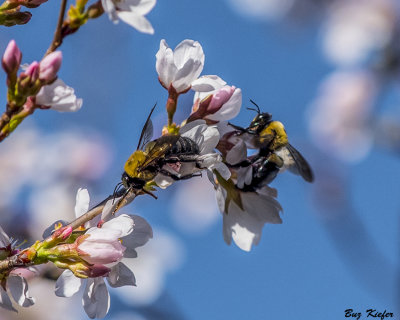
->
39;51;62;83
0;10;31;26
87;1;104;19
2;40;21;75
22;0;48;9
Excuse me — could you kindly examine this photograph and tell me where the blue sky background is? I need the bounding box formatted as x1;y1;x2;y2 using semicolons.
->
0;0;399;319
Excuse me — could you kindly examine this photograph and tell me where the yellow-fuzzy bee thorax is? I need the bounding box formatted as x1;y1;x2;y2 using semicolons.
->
124;150;147;177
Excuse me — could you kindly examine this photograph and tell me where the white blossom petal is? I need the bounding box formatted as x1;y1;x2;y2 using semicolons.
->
226;138;247;165
191;75;226;92
117;11;154;34
74;188;90;218
36;79;82;112
102;214;134;238
220;187;282;251
0;225;10;247
156;40;177;88
107;262;136;288
0;286;16;312
7;275;35;307
55;270;83;297
126;0;156;15
155;39;204;93
82;278;110;319
122;215;153;258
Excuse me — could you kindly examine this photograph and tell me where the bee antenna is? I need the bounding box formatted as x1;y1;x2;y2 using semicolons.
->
112;182;123;205
249;99;261;114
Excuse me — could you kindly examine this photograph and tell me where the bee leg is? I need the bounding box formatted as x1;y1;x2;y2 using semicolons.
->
164;155;199;163
159;169;202;181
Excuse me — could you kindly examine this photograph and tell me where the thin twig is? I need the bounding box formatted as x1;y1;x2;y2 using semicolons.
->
45;0;68;56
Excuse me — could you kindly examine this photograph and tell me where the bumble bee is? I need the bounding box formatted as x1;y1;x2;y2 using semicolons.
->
229;100;314;190
114;105;203;207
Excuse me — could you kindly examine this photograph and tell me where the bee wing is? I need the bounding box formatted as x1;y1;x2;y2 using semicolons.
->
140;135;180;169
137;104;156;150
285;144;314;183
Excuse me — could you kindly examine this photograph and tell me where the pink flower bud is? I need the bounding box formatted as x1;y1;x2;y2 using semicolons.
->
88;265;111;278
52;226;73;241
2;40;22;75
24;61;39;82
39;51;62;82
208;86;236;114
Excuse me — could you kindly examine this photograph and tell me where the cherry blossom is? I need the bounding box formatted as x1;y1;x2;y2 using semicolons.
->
102;0;156;34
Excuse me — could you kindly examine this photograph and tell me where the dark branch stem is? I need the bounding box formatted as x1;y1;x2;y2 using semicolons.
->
45;0;68;56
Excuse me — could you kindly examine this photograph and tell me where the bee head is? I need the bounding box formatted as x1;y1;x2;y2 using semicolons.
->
246;100;272;133
121;172;145;189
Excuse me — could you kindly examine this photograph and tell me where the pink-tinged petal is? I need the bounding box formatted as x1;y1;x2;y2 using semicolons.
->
156;40;177;88
39;51;62;82
2;40;22;75
55;270;83;297
79;241;126;265
82;278;110;319
191;75;226;92
74;188;90;218
24;61;39;82
7;275;35;307
107;262;136;288
206;88;242;122
0;286;16;312
226;137;247;165
207;86;236;114
117;11;154;34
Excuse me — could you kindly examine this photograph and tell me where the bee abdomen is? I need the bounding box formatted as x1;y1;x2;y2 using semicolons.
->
168;137;199;155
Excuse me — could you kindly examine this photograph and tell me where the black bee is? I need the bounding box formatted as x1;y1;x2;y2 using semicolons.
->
229;100;314;190
114;105;203;207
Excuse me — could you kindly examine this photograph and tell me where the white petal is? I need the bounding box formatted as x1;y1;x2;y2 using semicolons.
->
101;0;118;22
222;190;282;251
155;40;177;87
199;126;220;154
179;119;206;134
191;75;226;92
172;59;203;92
122;215;153;258
0;286;16;312
226;138;247;165
107;262;136;288
206;88;242;122
82;278;110;319
212;162;231;180
173;40;204;70
117;11;154;34
102;214;134;238
55;270;83;297
154;174;174;189
36;79;82;112
75;188;90;218
7;275;35;307
236;166;253;189
126;0;156;15
0;225;10;247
